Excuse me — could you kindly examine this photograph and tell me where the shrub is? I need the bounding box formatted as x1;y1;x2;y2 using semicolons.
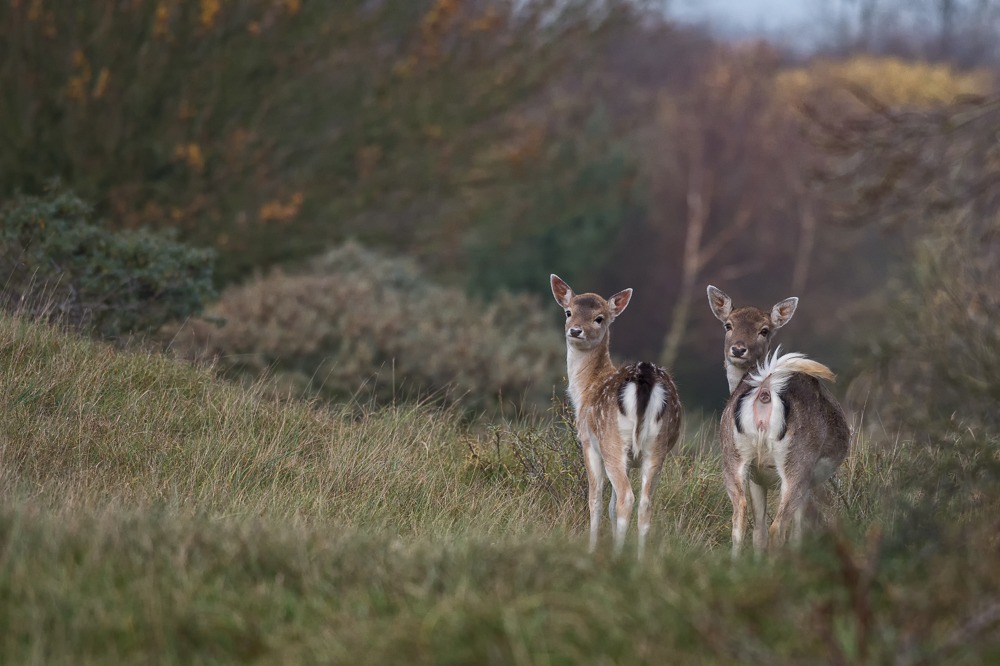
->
166;242;563;409
0;188;216;338
850;211;1000;432
812;93;1000;432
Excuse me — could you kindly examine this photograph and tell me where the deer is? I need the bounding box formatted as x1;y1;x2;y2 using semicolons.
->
550;275;682;558
706;285;850;557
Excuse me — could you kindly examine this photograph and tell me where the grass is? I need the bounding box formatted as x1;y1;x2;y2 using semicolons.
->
0;310;998;663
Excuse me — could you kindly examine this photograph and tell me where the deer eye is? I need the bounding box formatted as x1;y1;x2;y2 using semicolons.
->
724;323;732;331
760;328;769;337
565;310;571;318
595;315;604;325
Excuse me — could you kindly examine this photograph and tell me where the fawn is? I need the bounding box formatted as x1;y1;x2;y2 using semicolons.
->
707;286;850;556
551;275;682;558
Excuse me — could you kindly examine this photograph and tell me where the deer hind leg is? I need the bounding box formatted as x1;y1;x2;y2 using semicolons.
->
769;473;811;551
727;460;751;559
583;442;606;553
637;449;667;560
748;479;768;557
603;448;633;556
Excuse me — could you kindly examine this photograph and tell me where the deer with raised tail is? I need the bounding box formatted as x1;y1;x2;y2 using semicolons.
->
551;275;682;558
707;286;850;556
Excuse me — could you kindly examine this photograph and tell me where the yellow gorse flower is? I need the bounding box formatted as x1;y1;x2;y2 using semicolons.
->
201;0;221;30
153;3;170;39
259;193;304;223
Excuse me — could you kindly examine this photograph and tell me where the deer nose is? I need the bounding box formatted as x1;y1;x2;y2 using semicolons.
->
568;328;583;339
731;345;747;358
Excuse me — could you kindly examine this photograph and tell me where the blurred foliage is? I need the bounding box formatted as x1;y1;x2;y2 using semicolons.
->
464;106;640;297
0;0;639;285
166;241;563;410
777;56;993;108
810;84;1000;432
854;213;1000;431
0;187;215;338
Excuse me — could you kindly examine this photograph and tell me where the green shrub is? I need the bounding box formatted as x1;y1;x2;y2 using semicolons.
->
166;242;562;409
0;188;215;338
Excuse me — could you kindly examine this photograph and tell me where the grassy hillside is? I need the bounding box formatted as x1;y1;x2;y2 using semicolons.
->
0;311;998;664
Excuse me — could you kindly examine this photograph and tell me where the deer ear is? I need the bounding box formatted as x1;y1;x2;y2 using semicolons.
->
771;297;798;329
609;288;632;321
707;285;732;322
551;274;574;309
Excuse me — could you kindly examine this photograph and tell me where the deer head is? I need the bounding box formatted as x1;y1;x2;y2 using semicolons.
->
551;275;632;352
707;285;798;392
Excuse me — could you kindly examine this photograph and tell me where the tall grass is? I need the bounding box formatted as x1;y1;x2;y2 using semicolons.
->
0;308;569;535
0;310;998;663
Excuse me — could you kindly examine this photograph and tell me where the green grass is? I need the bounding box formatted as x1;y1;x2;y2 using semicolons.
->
0;311;998;664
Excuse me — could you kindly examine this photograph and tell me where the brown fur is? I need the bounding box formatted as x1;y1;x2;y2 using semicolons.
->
708;286;850;556
552;275;682;557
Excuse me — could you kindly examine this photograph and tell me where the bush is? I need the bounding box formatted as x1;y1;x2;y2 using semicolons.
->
812;94;1000;432
166;242;563;409
850;211;1000;431
0;188;216;338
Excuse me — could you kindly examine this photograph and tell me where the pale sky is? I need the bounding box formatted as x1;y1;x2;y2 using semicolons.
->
669;0;821;47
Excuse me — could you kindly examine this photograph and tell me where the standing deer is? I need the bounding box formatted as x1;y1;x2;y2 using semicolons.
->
707;286;849;556
551;275;682;558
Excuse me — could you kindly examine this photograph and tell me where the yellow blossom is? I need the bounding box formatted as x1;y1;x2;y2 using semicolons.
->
200;0;220;30
153;3;170;39
174;143;205;171
258;192;304;223
92;68;109;99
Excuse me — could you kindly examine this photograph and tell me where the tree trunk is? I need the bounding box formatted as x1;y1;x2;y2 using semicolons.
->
660;149;712;369
791;195;816;295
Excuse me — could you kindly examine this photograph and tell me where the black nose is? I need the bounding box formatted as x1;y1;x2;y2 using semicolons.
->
569;328;583;338
731;345;747;358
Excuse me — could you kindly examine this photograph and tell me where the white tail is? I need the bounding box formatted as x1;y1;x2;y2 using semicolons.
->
551;275;682;559
747;346;836;390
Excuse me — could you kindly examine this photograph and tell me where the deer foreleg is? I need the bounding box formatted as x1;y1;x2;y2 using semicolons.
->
583;444;606;553
608;485;617;542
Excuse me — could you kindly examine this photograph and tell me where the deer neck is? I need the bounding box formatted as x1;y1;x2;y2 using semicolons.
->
566;333;615;415
725;359;749;394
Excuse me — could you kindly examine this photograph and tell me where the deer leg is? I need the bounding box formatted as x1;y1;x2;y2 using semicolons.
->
637;450;667;560
608;484;617;543
790;487;812;548
604;456;634;556
769;473;810;551
748;479;768;556
583;443;606;553
727;460;751;559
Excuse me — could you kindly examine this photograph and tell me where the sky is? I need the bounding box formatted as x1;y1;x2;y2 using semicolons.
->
668;0;822;47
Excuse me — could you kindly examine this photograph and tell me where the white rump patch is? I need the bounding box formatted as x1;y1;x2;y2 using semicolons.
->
617;381;664;459
642;384;666;439
619;382;639;419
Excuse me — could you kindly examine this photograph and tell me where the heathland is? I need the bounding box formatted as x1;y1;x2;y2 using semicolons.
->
1;308;998;664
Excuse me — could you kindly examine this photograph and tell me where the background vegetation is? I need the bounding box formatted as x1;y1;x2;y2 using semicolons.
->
165;241;562;410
